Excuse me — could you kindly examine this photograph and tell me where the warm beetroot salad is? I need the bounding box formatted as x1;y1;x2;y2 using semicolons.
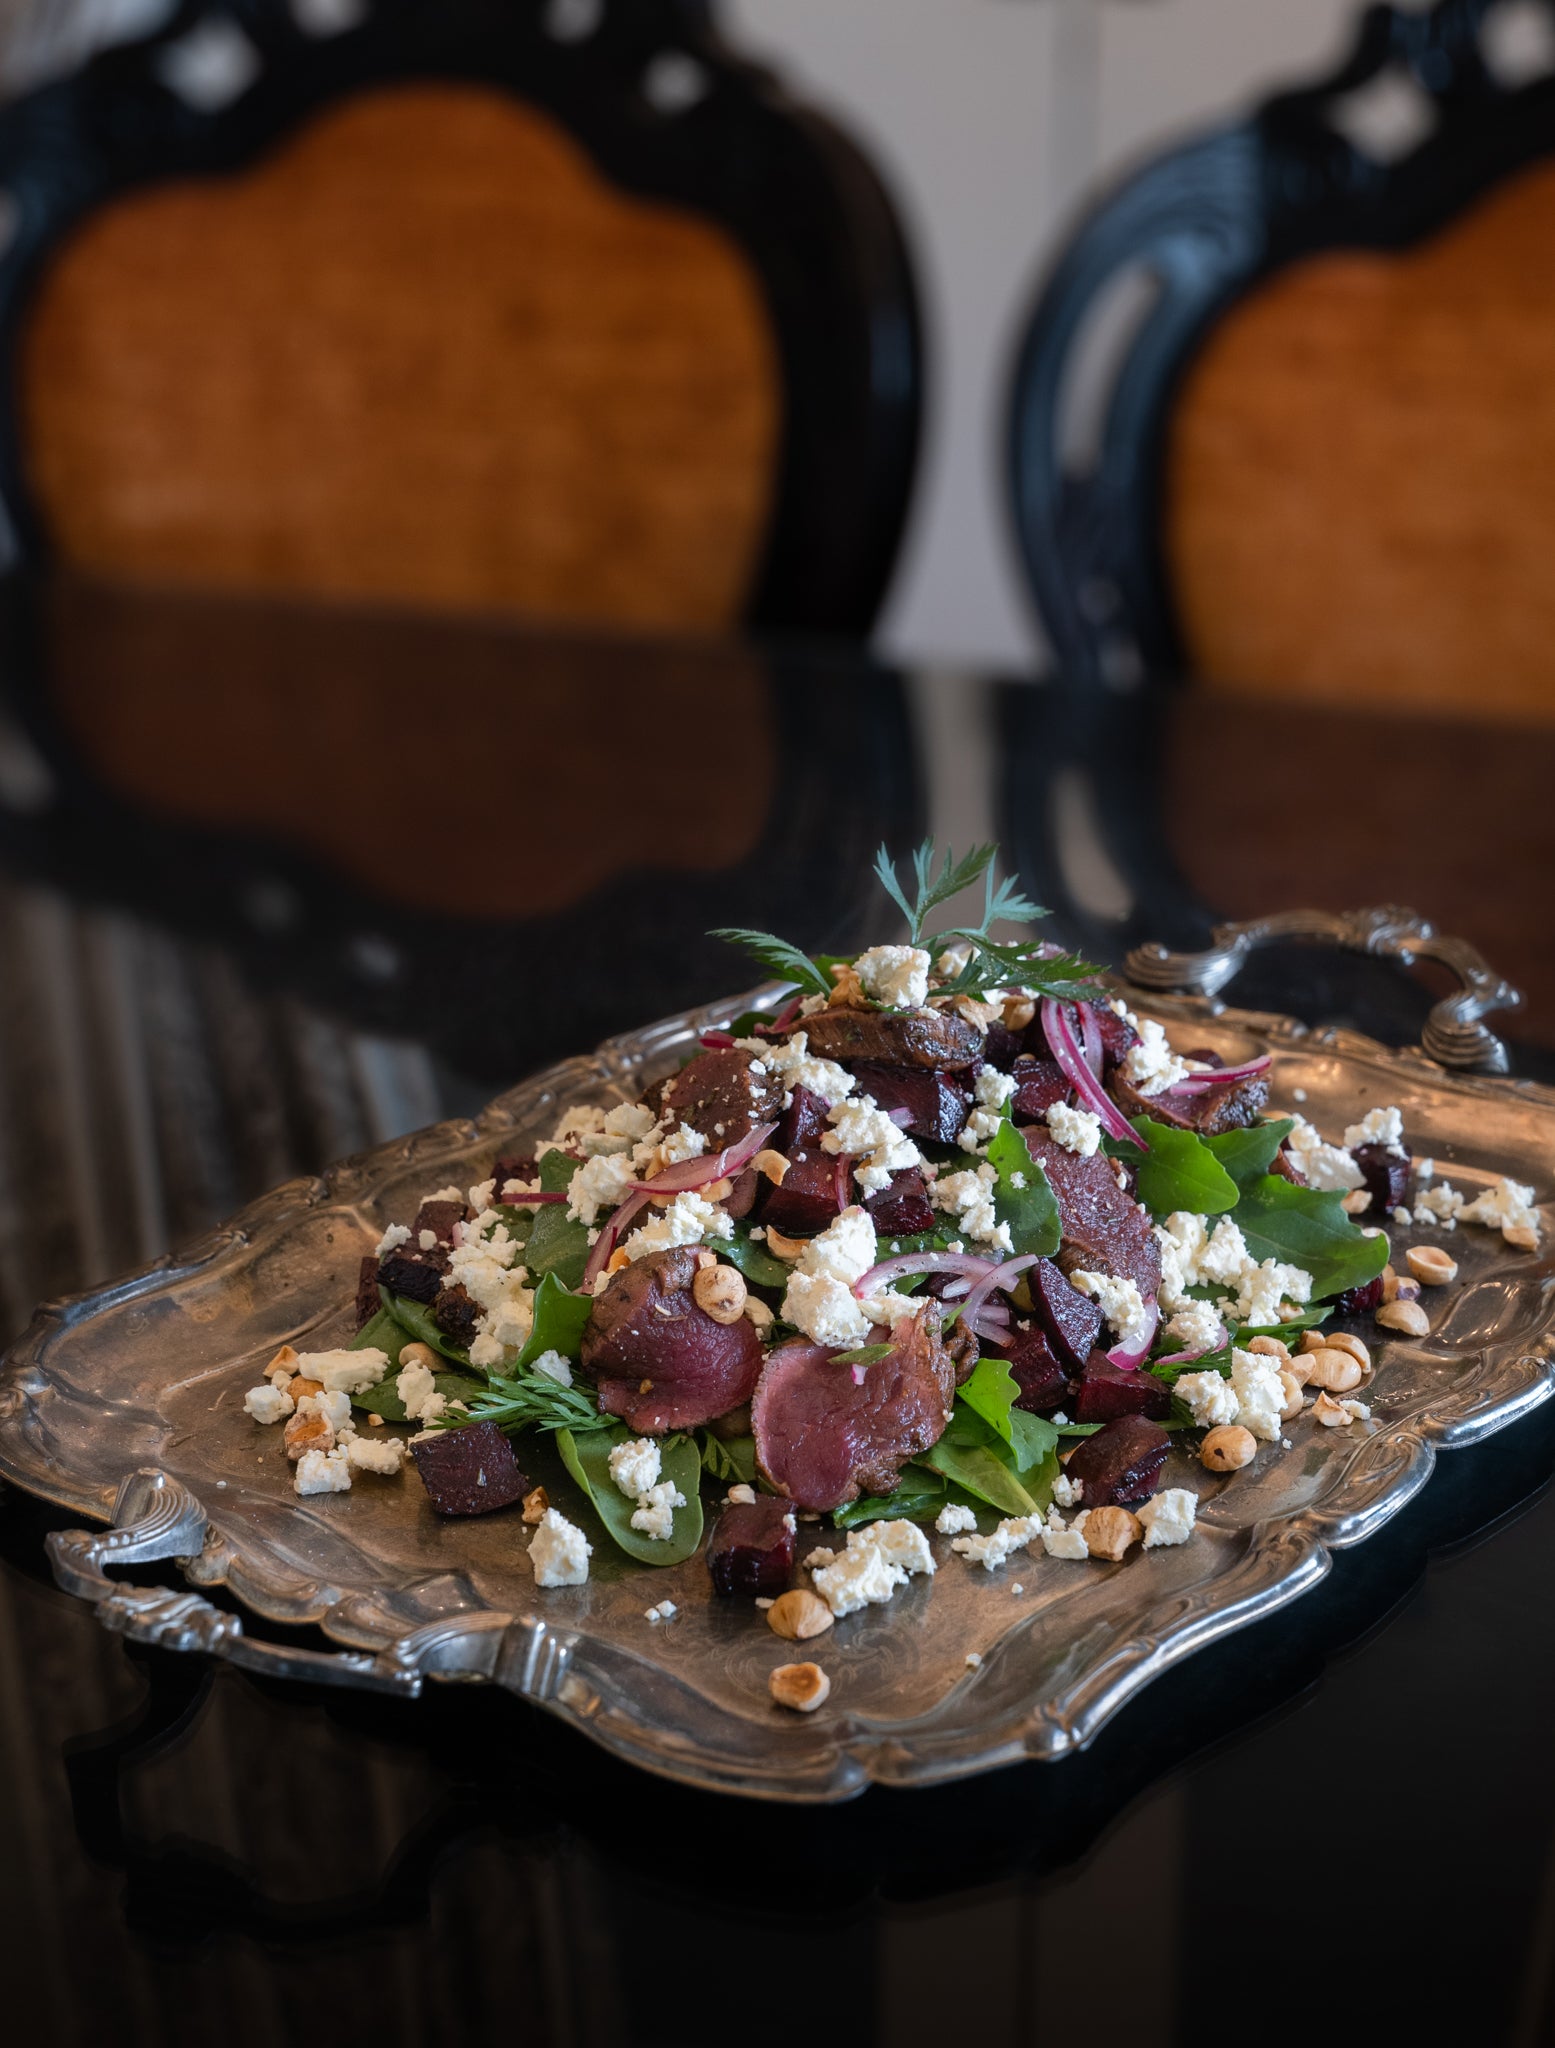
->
241;845;1542;1693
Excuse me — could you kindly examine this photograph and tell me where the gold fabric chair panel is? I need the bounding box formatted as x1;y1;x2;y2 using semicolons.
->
18;83;781;633
1166;158;1555;724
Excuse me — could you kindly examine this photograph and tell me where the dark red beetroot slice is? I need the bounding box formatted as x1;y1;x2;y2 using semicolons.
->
846;1062;971;1143
379;1245;449;1303
580;1244;764;1433
1334;1274;1386;1317
1073;1353;1173;1423
981;1022;1026;1070
1023;1131;1162;1302
658;1046;784;1147
413;1199;467;1244
759;1149;850;1236
1093;1004;1139;1071
707;1496;797;1597
1112;1069;1270;1137
491;1152;539;1194
753;1310;958;1511
433;1283;481;1350
1029;1256;1105;1372
864;1167;936;1237
1063;1414;1169;1507
1004;1323;1071;1413
774;1084;830;1155
355;1255;381;1329
411;1421;529;1517
800;1006;984;1070
1011;1056;1070;1124
1353;1142;1411;1213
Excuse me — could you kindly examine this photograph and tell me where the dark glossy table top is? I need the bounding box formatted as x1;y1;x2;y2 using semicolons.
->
2;571;1553;2047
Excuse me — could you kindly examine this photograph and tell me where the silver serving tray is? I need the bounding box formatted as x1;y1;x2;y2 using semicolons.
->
2;909;1551;1802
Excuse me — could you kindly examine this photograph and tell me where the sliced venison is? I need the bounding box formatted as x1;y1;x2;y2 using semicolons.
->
1023;1130;1161;1302
580;1244;764;1432
1062;1414;1169;1506
659;1047;784;1148
1111;1070;1270;1137
799;1006;984;1071
752;1308;958;1511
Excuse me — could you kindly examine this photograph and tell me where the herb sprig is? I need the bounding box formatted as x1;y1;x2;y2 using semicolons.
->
435;1362;615;1438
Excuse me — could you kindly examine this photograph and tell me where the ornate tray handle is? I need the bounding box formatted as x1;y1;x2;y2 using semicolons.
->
1124;906;1522;1075
45;1468;428;1695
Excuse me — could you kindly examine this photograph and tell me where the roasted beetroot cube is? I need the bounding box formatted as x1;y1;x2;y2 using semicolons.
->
1011;1057;1069;1123
1005;1323;1071;1413
1074;1354;1173;1424
707;1496;797;1597
433;1283;481;1350
846;1063;971;1144
1353;1143;1411;1214
491;1153;538;1194
1064;1414;1169;1506
1092;1004;1139;1072
378;1246;447;1303
759;1150;849;1236
776;1085;830;1154
413;1199;466;1245
355;1254;381;1329
864;1167;936;1236
981;1022;1026;1071
411;1422;529;1517
1030;1257;1105;1372
1334;1274;1385;1317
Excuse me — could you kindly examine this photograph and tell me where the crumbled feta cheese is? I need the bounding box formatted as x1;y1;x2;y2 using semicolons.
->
630;1480;687;1541
297;1387;353;1433
1045;1101;1103;1157
295;1446;352;1496
1174;1368;1239;1428
1164;1299;1225;1355
965;1651;983;1669
643;1599;677;1621
1286;1116;1364;1193
1342;1106;1406;1157
808;1518;933;1615
529;1507;592;1586
822;1093;923;1193
1414;1182;1464;1226
1230;1257;1313;1329
936;1503;978;1535
397;1361;446;1424
417;1229;437;1251
1392;1206;1413;1226
1040;1515;1090;1560
1138;1488;1198;1548
345;1434;405;1475
952;1515;1039;1570
443;1208;534;1357
1460;1175;1541;1242
742;1030;855;1108
425;1184;465;1203
804;1547;837;1570
796;1208;880;1286
782;1207;881;1346
866;1518;935;1578
1230;1349;1285;1441
567;1150;637;1226
1120;1017;1193;1098
467;1179;496;1215
244;1382;294;1425
529;1350;573;1386
930;1164;1013;1253
300;1348;389;1397
1339;1399;1371;1423
374;1222;411;1256
1071;1269;1154;1354
620;1191;733;1263
853;944;932;1010
609;1436;661;1500
659;1122;707;1167
1051;1471;1083;1509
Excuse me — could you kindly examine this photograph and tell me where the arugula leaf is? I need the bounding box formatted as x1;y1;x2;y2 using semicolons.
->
378;1287;470;1365
987;1118;1060;1257
719;1221;791;1290
833;1468;949;1529
957;1353;1021;1443
354;1366;487;1422
699;1432;758;1486
708;928;831;998
915;1375;1058;1518
556;1426;705;1565
1008;1408;1059;1472
1232;1175;1389;1300
1205;1118;1295;1188
513;1272;592;1371
1111;1115;1240;1221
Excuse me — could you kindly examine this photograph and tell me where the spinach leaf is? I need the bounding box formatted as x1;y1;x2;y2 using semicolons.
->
556;1425;705;1565
720;1222;791;1290
351;1305;407;1365
832;1469;949;1529
354;1367;487;1423
919;1435;1040;1519
378;1288;470;1366
699;1432;758;1487
521;1191;591;1291
957;1353;1020;1443
1232;1175;1389;1300
987;1118;1060;1257
1008;1408;1059;1472
1205;1118;1295;1188
1115;1116;1239;1221
513;1272;592;1371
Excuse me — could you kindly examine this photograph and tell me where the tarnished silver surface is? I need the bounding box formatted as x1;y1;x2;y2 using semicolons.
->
2;971;1553;1802
1124;905;1523;1074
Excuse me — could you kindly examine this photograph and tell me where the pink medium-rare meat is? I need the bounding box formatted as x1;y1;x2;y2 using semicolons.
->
1022;1130;1162;1302
657;1047;784;1147
752;1309;959;1511
579;1245;764;1432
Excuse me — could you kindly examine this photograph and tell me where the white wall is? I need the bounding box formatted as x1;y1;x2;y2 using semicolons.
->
725;0;1363;672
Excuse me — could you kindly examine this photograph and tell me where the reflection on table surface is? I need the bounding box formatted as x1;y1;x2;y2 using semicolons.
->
2;569;1554;2045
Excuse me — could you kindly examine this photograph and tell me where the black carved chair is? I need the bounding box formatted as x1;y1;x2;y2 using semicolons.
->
1001;0;1555;1042
0;0;921;640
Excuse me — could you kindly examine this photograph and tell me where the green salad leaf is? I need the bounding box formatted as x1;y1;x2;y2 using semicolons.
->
719;1222;791;1291
351;1304;408;1365
1205;1117;1295;1188
699;1431;758;1486
1117;1116;1239;1221
521;1209;591;1292
957;1353;1021;1442
354;1366;488;1422
556;1425;705;1565
514;1272;592;1371
915;1370;1060;1519
987;1118;1060;1257
1232;1175;1389;1301
833;1468;949;1529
